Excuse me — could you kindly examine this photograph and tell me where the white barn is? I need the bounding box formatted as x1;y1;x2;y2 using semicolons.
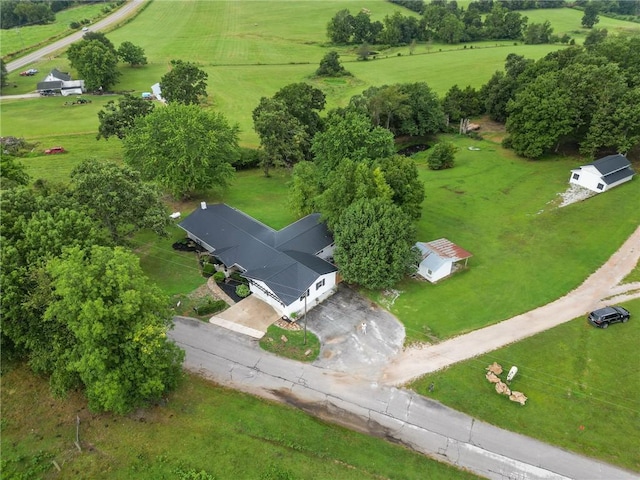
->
569;154;635;193
179;203;338;318
415;238;472;283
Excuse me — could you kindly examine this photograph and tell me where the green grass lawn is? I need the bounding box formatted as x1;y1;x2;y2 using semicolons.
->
373;135;640;342
524;7;640;40
260;324;321;362
0;364;481;480
132;226;207;297
409;298;640;472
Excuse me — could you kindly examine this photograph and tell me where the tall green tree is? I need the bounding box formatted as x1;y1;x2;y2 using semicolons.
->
273;83;326;149
123;103;238;199
70;159;169;243
44;246;184;413
311;110;395;176
0;186;109;365
581;87;640;157
316;160;392;230
97;93;155;140
375;155;425;220
397;82;446;136
327;9;354;43
117;41;147;67
333;198;417;290
289;161;321;217
359;85;411;132
582;1;601;28
0;154;29;189
252;97;308;176
316;51;350;77
67;39;120;91
160;60;208;105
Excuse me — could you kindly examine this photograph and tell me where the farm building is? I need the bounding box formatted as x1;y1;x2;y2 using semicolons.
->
415;238;472;283
569;154;635;193
179;203;338;317
36;69;85;96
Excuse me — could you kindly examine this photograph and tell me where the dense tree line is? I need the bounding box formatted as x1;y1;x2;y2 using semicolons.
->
327;0;572;46
0;158;184;413
493;34;640;158
279;84;433;289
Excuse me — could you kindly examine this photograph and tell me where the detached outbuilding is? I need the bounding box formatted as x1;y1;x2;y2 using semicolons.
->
569;154;635;193
415;238;472;283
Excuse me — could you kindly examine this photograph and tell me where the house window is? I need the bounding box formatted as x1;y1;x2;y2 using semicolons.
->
597;183;604;190
572;173;579;180
427;269;432;275
316;279;325;290
299;289;310;301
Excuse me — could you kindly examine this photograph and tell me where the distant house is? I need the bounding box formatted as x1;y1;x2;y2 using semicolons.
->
37;69;85;96
569;154;635;193
415;238;472;283
179;203;338;317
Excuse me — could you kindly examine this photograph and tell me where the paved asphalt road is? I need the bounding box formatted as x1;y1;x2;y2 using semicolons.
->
169;317;637;480
6;0;146;73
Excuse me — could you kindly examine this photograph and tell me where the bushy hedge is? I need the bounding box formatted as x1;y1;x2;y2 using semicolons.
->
213;271;226;283
236;284;250;298
194;299;227;316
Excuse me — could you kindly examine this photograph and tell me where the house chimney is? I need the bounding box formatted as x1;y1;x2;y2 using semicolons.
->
200;201;207;210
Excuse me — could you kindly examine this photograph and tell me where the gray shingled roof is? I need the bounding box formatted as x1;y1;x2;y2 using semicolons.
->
37;80;62;91
590;154;631;175
179;204;336;306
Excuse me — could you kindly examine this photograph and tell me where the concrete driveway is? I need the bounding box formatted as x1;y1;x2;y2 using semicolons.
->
305;284;405;381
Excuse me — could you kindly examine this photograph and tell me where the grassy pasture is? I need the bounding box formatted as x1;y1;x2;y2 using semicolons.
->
410;298;640;472
523;7;640;40
0;364;480;480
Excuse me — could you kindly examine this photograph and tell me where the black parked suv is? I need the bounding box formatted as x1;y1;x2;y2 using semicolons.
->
587;306;630;328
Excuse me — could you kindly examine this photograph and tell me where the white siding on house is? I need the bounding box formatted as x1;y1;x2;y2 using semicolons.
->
569;166;608;192
250;272;337;317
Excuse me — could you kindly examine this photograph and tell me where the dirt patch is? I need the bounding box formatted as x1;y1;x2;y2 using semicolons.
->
474;116;506;143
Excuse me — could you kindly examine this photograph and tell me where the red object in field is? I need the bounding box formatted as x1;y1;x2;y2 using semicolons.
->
45;146;66;154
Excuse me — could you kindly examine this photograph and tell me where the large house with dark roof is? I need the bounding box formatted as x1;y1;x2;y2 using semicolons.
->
569;154;635;193
179;203;338;317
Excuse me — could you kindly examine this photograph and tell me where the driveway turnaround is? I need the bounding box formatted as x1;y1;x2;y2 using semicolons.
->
304;285;405;380
170;317;637;480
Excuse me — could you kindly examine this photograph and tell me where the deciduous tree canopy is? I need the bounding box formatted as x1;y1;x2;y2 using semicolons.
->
97;93;155;140
333;198;417;290
160;60;208;105
70;159;169;243
67;39;120;91
123;103;238;199
44;246;184;413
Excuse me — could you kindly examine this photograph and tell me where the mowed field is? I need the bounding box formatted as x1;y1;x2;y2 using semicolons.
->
4;1;571;145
